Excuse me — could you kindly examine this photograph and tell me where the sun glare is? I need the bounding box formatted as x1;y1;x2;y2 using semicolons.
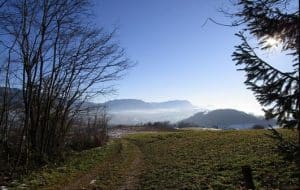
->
265;36;280;49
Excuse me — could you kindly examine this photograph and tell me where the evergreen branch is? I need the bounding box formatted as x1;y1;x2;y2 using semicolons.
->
233;32;297;80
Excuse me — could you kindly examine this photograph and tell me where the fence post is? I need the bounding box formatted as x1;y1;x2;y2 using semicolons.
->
242;165;255;189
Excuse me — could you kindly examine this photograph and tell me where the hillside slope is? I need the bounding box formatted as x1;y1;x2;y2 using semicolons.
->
181;109;275;129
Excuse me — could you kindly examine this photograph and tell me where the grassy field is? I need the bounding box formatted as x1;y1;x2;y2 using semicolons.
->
8;129;298;189
126;130;298;189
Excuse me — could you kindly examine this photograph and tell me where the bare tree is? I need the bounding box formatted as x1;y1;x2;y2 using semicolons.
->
0;0;131;171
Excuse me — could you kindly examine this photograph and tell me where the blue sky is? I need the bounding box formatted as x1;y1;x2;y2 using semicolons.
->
92;0;293;115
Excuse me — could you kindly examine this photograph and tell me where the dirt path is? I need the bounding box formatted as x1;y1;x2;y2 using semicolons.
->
118;143;144;190
61;169;99;190
60;140;144;190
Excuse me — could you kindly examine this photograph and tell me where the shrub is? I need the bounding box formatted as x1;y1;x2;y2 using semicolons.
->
252;124;265;130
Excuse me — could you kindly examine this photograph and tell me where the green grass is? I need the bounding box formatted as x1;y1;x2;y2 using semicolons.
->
126;129;298;189
8;129;298;189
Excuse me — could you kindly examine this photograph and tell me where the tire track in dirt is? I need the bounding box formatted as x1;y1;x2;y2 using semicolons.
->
118;142;144;190
60;140;144;190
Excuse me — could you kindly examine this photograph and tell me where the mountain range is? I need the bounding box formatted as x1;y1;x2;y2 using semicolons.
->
103;99;200;125
0;87;274;128
104;99;196;111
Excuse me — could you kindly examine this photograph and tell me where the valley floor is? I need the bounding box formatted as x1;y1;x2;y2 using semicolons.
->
7;129;298;189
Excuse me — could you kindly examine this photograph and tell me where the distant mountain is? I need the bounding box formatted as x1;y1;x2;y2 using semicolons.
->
104;99;195;112
102;99;200;125
1;88;273;128
180;109;275;129
0;89;199;125
150;100;195;109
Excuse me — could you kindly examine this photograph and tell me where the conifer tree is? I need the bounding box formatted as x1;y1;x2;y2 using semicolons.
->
231;0;299;178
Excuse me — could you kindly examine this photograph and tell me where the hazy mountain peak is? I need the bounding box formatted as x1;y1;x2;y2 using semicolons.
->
102;99;198;125
104;99;195;112
181;108;275;129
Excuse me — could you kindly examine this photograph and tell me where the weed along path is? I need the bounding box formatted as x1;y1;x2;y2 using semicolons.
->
60;139;145;190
